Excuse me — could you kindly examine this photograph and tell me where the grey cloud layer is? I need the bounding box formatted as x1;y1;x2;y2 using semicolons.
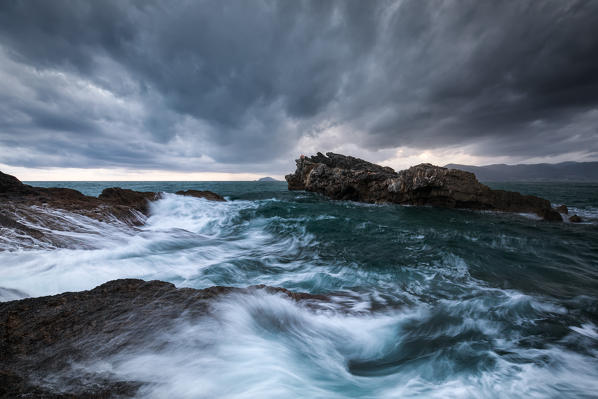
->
0;0;597;172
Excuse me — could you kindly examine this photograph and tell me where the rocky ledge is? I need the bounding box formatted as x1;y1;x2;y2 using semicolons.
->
0;171;225;249
286;152;563;221
0;279;325;398
175;189;226;201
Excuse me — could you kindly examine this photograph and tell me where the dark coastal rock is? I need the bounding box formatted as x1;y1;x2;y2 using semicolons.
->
0;213;44;240
175;189;226;201
0;279;325;398
0;171;28;193
286;152;562;221
99;187;161;217
569;214;582;223
99;187;159;205
556;204;568;214
0;174;154;250
537;208;564;222
0;171;228;250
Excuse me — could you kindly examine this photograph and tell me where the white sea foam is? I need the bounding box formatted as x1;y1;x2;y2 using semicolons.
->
73;290;598;399
570;322;598;339
0;205;139;251
564;206;598;223
0;194;317;299
2;191;597;398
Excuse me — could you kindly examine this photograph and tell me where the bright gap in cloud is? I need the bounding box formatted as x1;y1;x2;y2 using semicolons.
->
0;164;279;181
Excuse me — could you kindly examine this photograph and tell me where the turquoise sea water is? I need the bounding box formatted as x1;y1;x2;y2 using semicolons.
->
1;181;597;398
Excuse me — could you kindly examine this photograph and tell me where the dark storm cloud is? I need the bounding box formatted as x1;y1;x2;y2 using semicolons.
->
0;0;597;172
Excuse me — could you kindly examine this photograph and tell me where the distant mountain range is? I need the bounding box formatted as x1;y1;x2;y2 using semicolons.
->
444;161;598;182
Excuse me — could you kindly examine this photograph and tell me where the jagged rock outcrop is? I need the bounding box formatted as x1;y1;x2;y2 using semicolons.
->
286;152;562;221
0;279;326;398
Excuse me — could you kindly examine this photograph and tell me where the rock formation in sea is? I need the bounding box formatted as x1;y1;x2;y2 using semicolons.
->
0;171;225;249
569;215;582;223
286;152;563;221
556;205;568;214
0;279;325;398
175;189;226;201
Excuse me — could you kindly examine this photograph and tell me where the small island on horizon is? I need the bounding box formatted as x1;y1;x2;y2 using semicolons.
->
256;176;279;182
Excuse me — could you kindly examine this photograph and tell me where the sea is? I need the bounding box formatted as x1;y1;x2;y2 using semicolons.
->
1;181;597;398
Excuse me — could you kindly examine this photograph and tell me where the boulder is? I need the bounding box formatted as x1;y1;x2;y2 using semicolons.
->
556;204;568;214
286;152;562;221
99;187;160;216
175;189;226;202
569;214;582;223
99;187;159;204
537;208;564;222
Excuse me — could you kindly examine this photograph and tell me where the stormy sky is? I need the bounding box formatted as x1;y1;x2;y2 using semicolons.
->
1;0;597;179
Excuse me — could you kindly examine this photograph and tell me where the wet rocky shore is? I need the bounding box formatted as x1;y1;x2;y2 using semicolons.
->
0;279;324;398
0;171;224;249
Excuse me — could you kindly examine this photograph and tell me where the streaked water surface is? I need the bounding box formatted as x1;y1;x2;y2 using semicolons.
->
1;181;597;398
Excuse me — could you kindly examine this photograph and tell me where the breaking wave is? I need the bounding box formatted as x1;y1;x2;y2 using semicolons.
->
1;184;597;397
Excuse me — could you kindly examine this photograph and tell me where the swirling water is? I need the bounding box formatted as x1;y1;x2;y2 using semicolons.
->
1;181;598;398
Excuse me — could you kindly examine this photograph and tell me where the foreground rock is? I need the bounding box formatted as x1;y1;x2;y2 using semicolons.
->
0;279;325;398
0;171;225;249
286;152;562;221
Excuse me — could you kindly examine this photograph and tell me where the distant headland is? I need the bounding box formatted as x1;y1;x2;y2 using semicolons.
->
444;161;598;182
